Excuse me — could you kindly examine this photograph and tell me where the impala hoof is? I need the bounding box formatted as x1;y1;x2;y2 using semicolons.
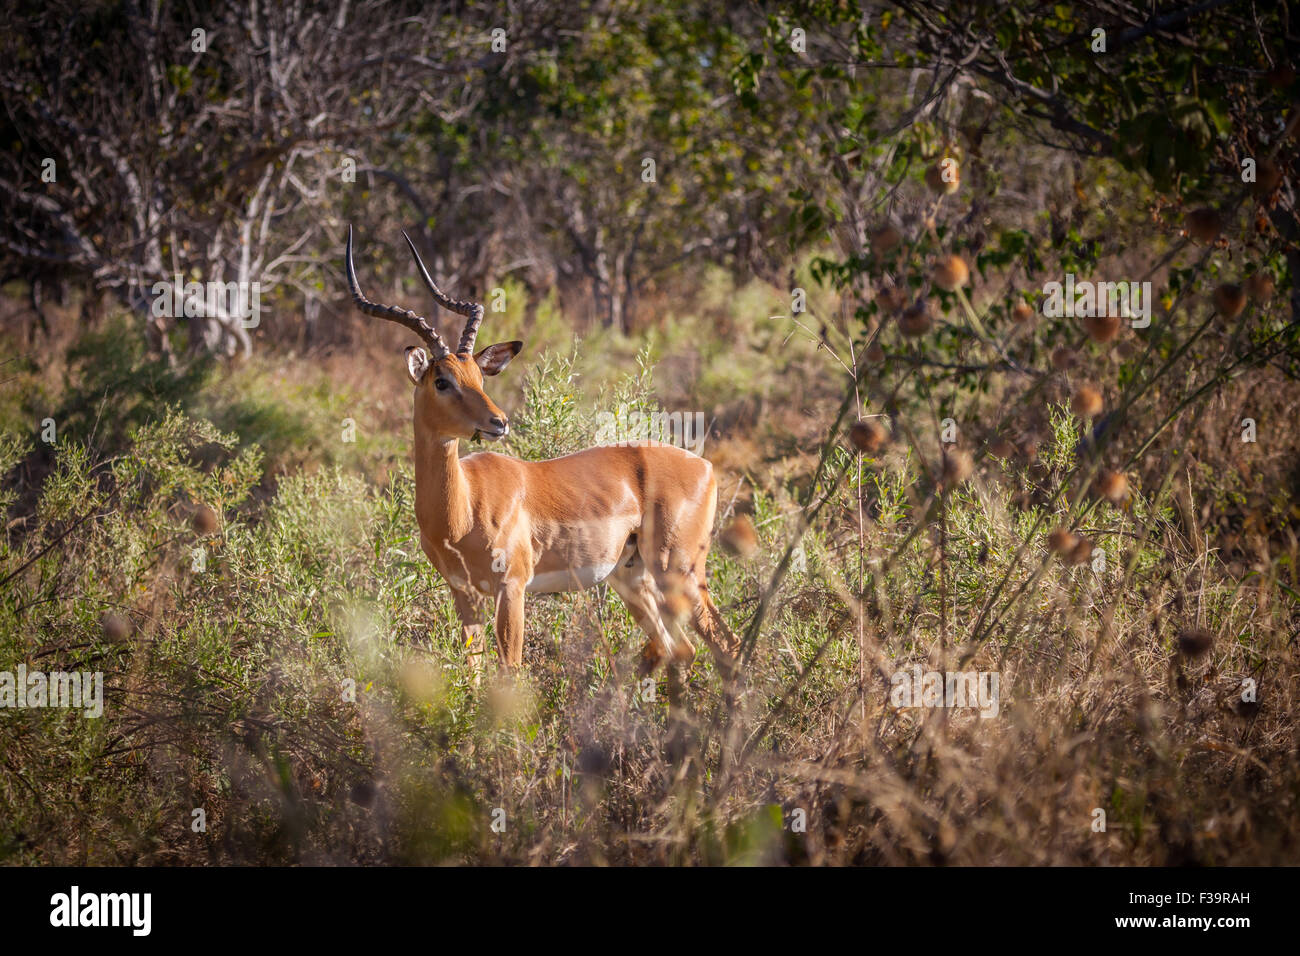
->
637;641;663;678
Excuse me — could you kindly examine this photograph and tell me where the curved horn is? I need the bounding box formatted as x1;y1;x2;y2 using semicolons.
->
457;302;486;356
346;226;450;359
401;231;485;355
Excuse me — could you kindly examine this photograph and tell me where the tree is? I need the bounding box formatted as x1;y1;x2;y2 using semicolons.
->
0;0;498;357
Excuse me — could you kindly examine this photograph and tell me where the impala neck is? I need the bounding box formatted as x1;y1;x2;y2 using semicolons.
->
413;409;473;541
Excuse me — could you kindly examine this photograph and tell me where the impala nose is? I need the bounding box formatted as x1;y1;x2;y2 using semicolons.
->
488;415;509;435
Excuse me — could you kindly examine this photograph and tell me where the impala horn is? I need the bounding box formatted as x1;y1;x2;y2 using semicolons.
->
400;230;485;355
345;225;451;360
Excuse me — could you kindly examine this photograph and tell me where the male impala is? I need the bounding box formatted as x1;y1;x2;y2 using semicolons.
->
346;226;740;689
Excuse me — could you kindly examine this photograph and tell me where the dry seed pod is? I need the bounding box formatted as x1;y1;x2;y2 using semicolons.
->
1212;283;1247;319
1082;313;1121;343
925;159;961;195
988;437;1016;459
932;254;969;291
1184;207;1222;244
1048;528;1078;555
1176;627;1214;659
1232;698;1260;720
864;341;886;363
941;448;974;485
1252;158;1283;197
1071;385;1104;418
192;503;219;536
876;284;907;312
899;302;932;337
1010;302;1035;324
1244;273;1275;302
102;612;133;641
1068;536;1094;566
720;515;759;559
848;419;889;454
349;780;377;807
1094;469;1129;504
871;223;903;254
1051;347;1079;371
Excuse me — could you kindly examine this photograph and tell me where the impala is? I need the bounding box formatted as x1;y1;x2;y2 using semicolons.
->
345;227;740;689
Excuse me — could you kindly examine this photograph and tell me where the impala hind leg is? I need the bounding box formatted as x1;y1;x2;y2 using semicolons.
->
688;582;740;683
608;557;692;703
642;503;737;682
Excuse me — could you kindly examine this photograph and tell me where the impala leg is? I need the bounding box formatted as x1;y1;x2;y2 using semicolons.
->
493;579;527;671
650;570;702;710
608;570;672;657
688;583;740;684
646;478;739;686
450;586;486;687
631;566;698;762
607;573;669;675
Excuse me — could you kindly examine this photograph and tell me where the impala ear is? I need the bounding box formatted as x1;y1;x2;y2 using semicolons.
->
405;346;430;384
474;341;523;376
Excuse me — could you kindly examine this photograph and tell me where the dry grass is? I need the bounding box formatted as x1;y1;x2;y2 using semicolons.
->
1;281;1297;865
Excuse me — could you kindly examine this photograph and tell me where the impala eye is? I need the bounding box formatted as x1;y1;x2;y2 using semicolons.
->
434;378;452;392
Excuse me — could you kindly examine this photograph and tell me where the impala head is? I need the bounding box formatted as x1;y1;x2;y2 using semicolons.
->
346;225;522;442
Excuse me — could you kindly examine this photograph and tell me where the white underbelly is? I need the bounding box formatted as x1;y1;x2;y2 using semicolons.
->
526;562;617;593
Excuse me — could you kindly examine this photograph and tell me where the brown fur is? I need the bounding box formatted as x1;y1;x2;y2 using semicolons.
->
407;347;739;686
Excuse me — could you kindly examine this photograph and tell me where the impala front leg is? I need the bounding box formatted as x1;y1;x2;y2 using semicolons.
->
450;586;487;686
493;577;527;670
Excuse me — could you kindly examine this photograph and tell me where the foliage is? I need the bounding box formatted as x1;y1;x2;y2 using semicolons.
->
1;0;1298;867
